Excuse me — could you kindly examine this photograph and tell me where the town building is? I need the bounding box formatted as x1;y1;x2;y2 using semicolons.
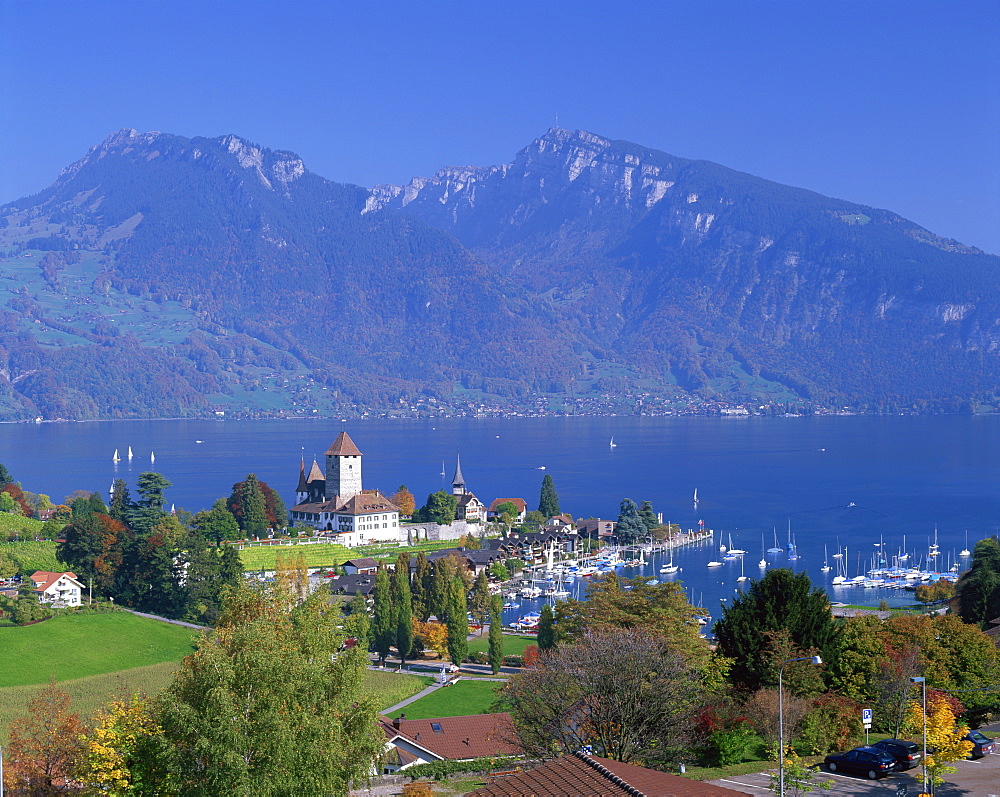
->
288;432;400;546
486;497;528;523
29;571;85;607
450;455;485;522
378;712;521;775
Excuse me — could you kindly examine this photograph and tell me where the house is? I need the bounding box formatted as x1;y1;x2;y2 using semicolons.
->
577;518;616;539
450;455;485;522
487;498;528;523
326;574;377;598
467;749;750;796
378;712;522;775
341;558;379;575
412;547;502;577
29;571;85;607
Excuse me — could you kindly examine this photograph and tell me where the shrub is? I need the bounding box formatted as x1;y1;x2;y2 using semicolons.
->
711;722;758;765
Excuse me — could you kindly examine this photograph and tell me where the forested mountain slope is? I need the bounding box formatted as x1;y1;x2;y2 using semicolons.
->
0;127;997;420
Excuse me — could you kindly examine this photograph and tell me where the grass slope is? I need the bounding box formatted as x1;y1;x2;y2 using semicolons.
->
365;670;435;712
0;660;180;744
0;612;197;687
467;633;536;657
237;539;467;572
0;539;61;573
388;680;501;720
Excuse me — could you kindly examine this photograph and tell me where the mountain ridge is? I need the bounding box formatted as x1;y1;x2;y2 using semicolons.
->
0;127;996;420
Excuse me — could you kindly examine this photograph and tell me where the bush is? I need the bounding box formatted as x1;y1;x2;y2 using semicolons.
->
404;757;520;781
502;655;523;667
711;723;758;766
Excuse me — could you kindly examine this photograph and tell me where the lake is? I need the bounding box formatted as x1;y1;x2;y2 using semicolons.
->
2;414;998;617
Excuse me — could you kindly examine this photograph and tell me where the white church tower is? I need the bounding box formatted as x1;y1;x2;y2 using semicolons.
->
324;431;363;501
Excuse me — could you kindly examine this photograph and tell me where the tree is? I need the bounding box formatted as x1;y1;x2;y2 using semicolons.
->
494;501;519;525
0;462;12;487
371;563;395;664
393;553;414;665
77;693;166;795
411;552;432;621
638;500;658;532
903;693;974;789
416;490;457;525
467;570;491;628
413;619;449;659
0;490;17;514
488;561;510;582
957;537;1000;629
347;591;372;652
768;750;833;796
498;629;702;767
2;482;33;516
488;595;504;674
391;485;416;518
0;550;18;578
614;498;646;543
228;474;268;538
152;579;383;795
446;575;468;667
194;499;240;544
537;603;556;651
4;681;86;795
714;568;839;692
108;479;134;525
428;555;456;620
136;471;171;511
538;473;560;518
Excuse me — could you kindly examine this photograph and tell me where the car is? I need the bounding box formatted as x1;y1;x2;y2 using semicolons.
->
824;746;898;779
871;738;922;770
964;730;996;759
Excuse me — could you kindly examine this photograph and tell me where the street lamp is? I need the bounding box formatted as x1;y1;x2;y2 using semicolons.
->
779;655;823;797
910;676;928;795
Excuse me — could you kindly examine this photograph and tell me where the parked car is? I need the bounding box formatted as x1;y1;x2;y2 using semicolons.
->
871;738;922;770
824;746;898;779
964;730;996;759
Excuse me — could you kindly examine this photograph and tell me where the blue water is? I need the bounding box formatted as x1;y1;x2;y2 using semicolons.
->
2;415;998;619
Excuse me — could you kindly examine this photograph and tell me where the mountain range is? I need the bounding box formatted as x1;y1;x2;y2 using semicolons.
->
0;127;997;420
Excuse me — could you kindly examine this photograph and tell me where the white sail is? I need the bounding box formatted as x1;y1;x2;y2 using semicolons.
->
112;449;120;462
127;446;133;459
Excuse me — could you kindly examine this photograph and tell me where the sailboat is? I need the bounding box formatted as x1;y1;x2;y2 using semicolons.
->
960;531;971;558
660;553;679;574
758;534;767;569
127;446;133;460
440;461;445;477
928;527;940;558
832;545;848;584
609;437;617;448
898;535;909;561
112;448;120;462
832;537;844;559
820;544;831;572
150;450;155;464
737;556;748;582
693;488;699;507
767;527;783;553
787;521;798;561
727;533;746;555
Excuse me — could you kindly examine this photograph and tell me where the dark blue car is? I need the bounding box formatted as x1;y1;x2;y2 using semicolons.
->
824;746;897;779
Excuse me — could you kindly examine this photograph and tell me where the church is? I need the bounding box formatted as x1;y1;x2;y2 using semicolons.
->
289;432;401;546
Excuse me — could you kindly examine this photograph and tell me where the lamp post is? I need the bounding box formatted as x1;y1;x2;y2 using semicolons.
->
778;655;823;796
910;676;928;795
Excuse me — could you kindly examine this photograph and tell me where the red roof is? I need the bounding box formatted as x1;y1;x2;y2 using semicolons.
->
489;498;528;513
324;431;362;456
30;571;80;592
468;751;750;796
380;713;522;761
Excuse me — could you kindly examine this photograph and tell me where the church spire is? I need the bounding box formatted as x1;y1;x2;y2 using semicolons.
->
452;454;466;496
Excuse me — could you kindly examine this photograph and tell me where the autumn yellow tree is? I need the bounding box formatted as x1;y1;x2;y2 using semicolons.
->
413;618;450;658
903;693;974;789
77;693;168;796
391;485;416;518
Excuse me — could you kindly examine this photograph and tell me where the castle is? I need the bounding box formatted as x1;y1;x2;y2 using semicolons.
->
288;431;401;546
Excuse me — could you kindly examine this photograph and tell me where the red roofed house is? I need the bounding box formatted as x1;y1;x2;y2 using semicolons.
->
30;571;85;607
468;749;750;796
487;498;528;524
377;712;522;775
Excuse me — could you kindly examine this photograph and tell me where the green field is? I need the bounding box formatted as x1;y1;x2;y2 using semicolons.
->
0;539;61;572
388;679;501;720
366;670;436;712
467;633;536;657
237;539;468;572
0;513;46;538
0;612;198;687
0;660;181;744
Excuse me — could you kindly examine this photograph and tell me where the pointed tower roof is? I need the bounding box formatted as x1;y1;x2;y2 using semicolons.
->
452;454;465;488
307;459;325;483
297;457;309;492
325;431;363;456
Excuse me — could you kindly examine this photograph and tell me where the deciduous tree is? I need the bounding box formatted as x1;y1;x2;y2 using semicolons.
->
371;563;395;664
391;485;416;518
614;498;645;543
446;575;468;667
488;595;503;674
393;552;414;665
903;693;974;789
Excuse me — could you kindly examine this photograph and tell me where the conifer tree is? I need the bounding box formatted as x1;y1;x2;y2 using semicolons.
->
411;552;432;621
538;473;560;518
371;563;395;664
392;553;414;665
615;498;646;543
231;474;268;538
957;538;1000;629
109;478;133;525
429;556;454;621
468;570;491;629
638;500;658;532
537;603;556;651
488;595;504;674
446;575;468;667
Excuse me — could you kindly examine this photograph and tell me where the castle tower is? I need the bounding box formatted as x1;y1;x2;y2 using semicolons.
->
325;431;363;501
452;453;466;496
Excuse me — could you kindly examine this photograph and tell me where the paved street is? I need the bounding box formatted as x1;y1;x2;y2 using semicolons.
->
710;750;1000;796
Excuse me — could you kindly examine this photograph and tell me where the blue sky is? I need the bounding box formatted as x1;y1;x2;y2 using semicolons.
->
2;0;998;253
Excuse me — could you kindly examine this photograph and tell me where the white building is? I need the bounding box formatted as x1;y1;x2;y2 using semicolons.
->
30;571;85;607
289;432;400;546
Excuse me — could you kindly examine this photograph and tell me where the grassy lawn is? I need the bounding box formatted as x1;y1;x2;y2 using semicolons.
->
365;670;435;712
388;679;501;720
0;612;198;687
0;660;180;744
0;539;61;572
467;633;536;657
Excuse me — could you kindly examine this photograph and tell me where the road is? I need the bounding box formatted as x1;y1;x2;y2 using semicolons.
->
710;750;999;796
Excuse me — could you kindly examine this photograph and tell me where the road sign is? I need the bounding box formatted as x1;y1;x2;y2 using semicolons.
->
862;708;873;727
